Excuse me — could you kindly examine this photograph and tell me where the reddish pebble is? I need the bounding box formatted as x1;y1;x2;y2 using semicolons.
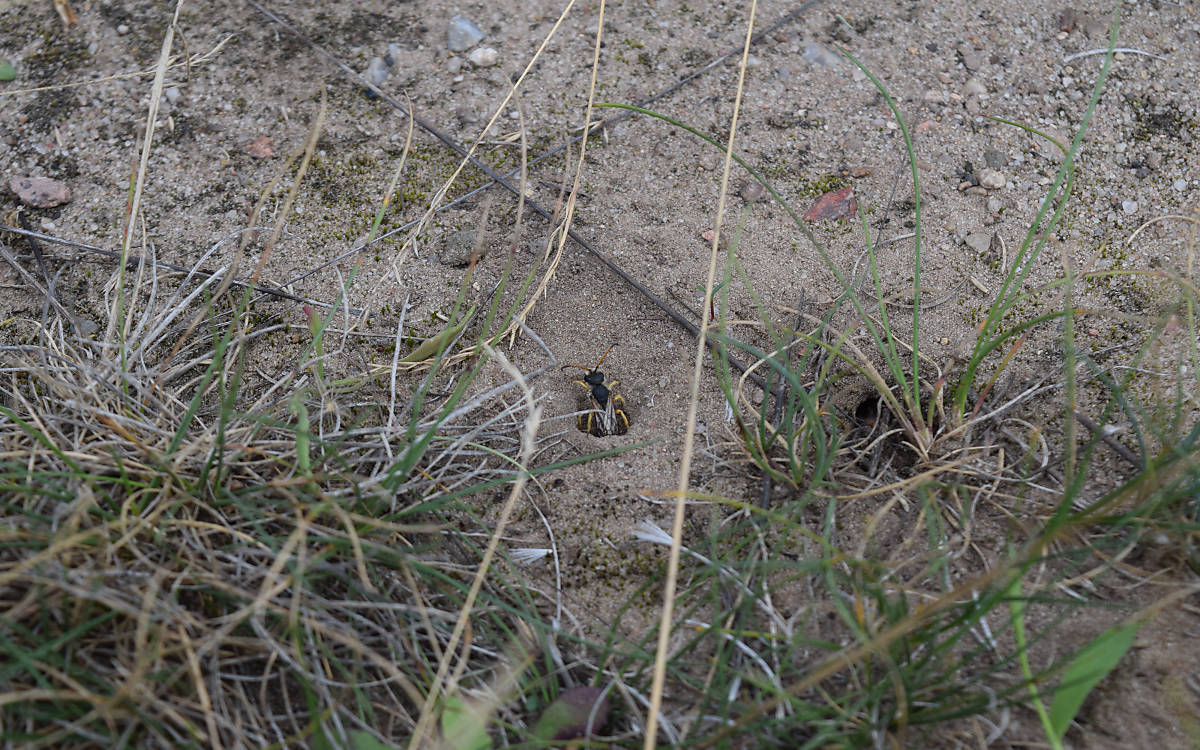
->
803;186;857;221
245;135;274;159
9;176;71;208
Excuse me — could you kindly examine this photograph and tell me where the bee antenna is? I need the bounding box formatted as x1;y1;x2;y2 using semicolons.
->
594;345;615;370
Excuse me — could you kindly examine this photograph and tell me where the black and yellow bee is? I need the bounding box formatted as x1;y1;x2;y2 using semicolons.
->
565;347;630;437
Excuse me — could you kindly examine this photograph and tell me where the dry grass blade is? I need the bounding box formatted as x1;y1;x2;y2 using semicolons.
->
646;1;760;747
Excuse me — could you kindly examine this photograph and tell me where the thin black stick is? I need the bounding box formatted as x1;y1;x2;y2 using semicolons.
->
247;0;823;392
0;224;366;316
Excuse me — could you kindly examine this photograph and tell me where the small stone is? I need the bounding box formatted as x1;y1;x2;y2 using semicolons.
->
1174;179;1187;191
802;42;841;69
983;149;1008;168
986;196;1003;213
849;166;873;178
365;56;390;87
803;187;856;221
962;52;986;72
1083;18;1109;39
447;56;463;74
117;23;130;35
440;229;480;267
0;59;15;82
977;168;1006;190
922;89;946;104
165;86;181;105
9;176;71;208
244;135;274;159
447;15;484;52
467;47;499;67
1032;126;1069;156
965;232;993;254
963;78;986;97
1121;200;1138;214
739;181;764;203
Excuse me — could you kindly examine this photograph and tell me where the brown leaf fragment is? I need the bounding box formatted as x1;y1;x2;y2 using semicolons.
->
9;176;71;208
803;186;856;221
531;686;610;741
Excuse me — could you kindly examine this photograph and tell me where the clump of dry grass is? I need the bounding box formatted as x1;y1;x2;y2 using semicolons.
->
0;231;562;745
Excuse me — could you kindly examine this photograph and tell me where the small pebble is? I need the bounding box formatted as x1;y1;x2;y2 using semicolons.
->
965;232;992;254
803;187;856;221
962;52;986;72
1174;179;1187;191
986;196;1003;213
447;15;484;52
963;78;986;97
0;59;15;82
365;56;390;87
983;149;1008;168
165;86;181;105
9;176;71;208
440;229;480;267
467;47;499;67
117;23;130;35
977;168;1006;190
739;181;764;203
1121;200;1138;214
447;56;463;74
802;42;841;69
244;136;274;159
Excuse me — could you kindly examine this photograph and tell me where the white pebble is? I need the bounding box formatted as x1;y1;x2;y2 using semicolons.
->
447;15;484;52
977;168;1006;190
468;47;499;67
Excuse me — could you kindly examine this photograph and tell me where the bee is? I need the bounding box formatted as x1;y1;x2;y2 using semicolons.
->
564;347;630;437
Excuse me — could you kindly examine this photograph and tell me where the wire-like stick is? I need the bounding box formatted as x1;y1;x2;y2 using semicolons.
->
0;224;367;316
246;0;822;393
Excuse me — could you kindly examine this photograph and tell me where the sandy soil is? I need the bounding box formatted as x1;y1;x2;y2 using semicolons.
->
2;0;1198;745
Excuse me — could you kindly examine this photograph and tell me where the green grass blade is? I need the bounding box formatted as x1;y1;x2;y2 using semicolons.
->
1048;619;1142;740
